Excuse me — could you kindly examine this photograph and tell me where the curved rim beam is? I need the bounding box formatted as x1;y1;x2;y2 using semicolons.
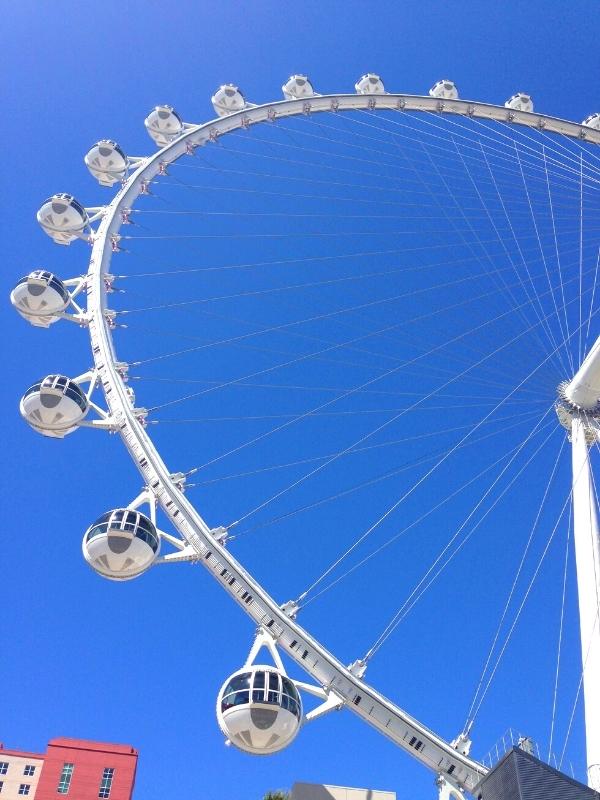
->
85;93;596;792
200;93;598;143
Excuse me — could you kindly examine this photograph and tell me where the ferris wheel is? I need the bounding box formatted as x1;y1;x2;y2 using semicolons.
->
12;74;600;800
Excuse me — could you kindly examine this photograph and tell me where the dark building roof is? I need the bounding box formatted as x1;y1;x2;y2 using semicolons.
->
474;746;600;800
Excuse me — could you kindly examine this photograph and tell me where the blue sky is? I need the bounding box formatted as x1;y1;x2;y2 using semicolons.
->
3;2;600;799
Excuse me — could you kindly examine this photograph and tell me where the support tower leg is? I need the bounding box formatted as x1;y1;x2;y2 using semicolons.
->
571;417;600;791
435;774;463;800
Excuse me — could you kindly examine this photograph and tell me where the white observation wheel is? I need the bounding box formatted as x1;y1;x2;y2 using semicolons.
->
14;79;600;798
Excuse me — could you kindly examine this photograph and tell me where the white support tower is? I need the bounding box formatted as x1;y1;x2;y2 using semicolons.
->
559;339;600;791
570;419;600;791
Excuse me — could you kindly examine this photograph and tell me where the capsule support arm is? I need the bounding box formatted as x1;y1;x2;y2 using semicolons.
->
124;487;193;560
245;627;285;671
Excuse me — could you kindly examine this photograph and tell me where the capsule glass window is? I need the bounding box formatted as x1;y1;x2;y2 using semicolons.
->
282;677;299;701
224;673;251;695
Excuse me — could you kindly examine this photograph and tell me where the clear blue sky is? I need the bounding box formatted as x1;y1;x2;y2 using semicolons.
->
3;2;600;799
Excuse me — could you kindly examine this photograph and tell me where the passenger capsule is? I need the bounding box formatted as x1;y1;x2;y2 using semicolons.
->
211;84;246;117
282;75;315;100
505;93;534;113
20;375;88;437
583;113;600;130
36;194;89;245
144;105;184;147
429;79;459;100
82;508;160;581
355;73;385;95
84;140;129;186
10;270;70;327
217;666;302;755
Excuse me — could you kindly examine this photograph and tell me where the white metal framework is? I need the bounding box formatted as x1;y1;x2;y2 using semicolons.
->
16;87;600;796
560;354;600;790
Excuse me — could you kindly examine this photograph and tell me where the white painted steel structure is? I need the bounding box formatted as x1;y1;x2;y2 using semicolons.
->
20;90;600;796
565;341;600;411
570;418;600;791
560;334;600;791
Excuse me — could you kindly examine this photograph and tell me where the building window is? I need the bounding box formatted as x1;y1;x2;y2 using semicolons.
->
18;785;31;796
23;766;36;777
57;763;74;795
0;765;6;776
98;768;114;799
0;780;4;793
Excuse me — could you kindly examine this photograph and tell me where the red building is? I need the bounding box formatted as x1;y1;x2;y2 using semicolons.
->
0;739;137;800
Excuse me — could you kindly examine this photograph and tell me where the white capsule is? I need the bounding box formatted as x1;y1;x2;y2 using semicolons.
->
282;75;315;100
20;375;88;437
355;73;385;95
36;194;89;245
583;113;600;130
211;84;246;117
429;79;459;100
83;509;160;581
505;93;534;113
144;105;184;147
217;666;302;755
11;270;70;327
84;140;129;186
